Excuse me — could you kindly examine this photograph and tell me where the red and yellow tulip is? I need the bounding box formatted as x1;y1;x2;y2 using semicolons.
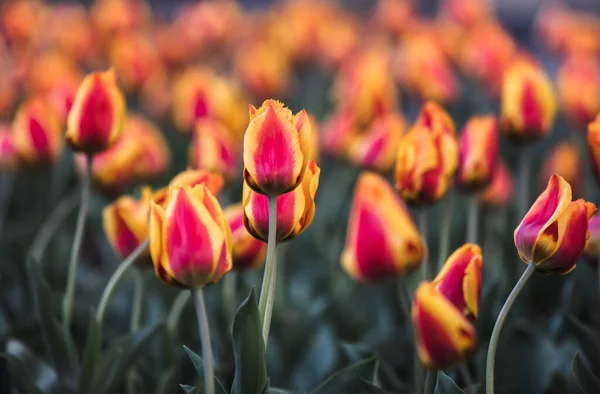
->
341;172;424;282
168;169;225;198
478;161;514;208
126;115;171;181
189;119;239;180
540;142;583;198
109;33;162;92
557;54;600;126
514;175;596;274
224;203;267;271
456;115;498;191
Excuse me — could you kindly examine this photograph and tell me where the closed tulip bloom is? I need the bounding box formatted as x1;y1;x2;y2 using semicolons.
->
109;33;161;92
395;125;459;205
243;160;320;242
412;281;477;369
515;175;596;274
243;100;311;196
501;59;556;142
540;142;583;198
587;115;600;185
103;187;152;262
124;115;171;181
415;101;457;137
557;55;600;126
348;112;405;172
478;161;514;208
456;115;499;191
168;169;224;197
225;203;267;271
189;119;239;179
13;97;63;166
321;109;359;158
341;172;424;282
0;126;17;171
235;40;292;98
583;214;600;261
149;184;232;288
65;69;126;154
433;243;482;320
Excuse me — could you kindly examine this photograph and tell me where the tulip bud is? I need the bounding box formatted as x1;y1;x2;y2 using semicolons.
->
103;187;152;263
347;112;405;172
539;142;583;198
109;33;161;92
412;281;477;369
0;126;17;171
149;184;232;288
433;243;482;320
478;161;514;208
126;115;171;181
235;40;292;98
243;100;311;196
583;214;600;262
515;175;596;274
341;172;424;281
456;116;499;192
65;69;126;154
501;59;556;142
587;115;600;186
415;101;456;136
189;119;239;179
557;55;600;126
321;109;359;158
243;160;320;243
168;169;224;197
13;96;63;166
224;203;267;271
395;124;459;205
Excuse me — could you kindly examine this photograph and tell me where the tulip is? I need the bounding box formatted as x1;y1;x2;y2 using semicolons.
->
412;281;477;369
456;115;499;191
588;115;600;185
189;118;239;180
168;169;224;198
243;100;311;196
415;101;456;137
149;184;232;288
433;243;482;320
583;214;600;262
45;4;93;63
109;33;161;92
308;114;321;163
347;112;405;172
224;203;267;271
501;59;556;142
65;69;127;154
341;172;424;281
478;161;514;208
514;175;596;274
139;70;173;120
557;55;600;126
125;115;171;181
103;187;152;262
0;126;17;171
321;108;359;158
373;0;414;36
243;160;320;243
315;15;359;70
235;40;292;98
539;142;583;198
13;96;63;166
91;0;151;43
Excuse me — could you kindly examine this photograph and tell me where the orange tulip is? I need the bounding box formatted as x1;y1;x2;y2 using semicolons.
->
243;100;312;196
557;54;600;126
501;59;556;142
341;172;424;282
91;0;151;43
126;115;171;181
439;0;491;28
109;33;162;92
539;142;582;198
477;161;513;208
243;160;319;243
13;96;63;166
515;175;595;274
189;119;239;180
456;115;498;192
433;243;482;321
149;185;232;288
0;125;17;171
168;169;225;198
45;4;94;63
235;40;292;98
224;203;267;271
412;281;477;369
587;115;600;185
65;69;126;154
415;101;456;137
373;0;415;36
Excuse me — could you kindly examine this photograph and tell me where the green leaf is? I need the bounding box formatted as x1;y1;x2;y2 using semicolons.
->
27;256;80;391
1;353;44;394
565;315;600;372
434;371;465;394
572;352;600;394
361;380;389;394
267;389;297;394
78;312;103;394
90;322;164;394
179;384;198;394
231;288;268;394
182;346;228;394
310;356;378;394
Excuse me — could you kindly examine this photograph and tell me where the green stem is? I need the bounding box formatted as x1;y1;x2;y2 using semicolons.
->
0;173;14;241
222;271;237;320
129;270;144;332
258;196;278;347
486;263;536;394
96;239;149;323
437;195;453;271
459;362;475;394
418;210;430;280
191;288;214;394
424;369;437;394
62;154;93;329
466;196;480;244
165;291;191;366
397;278;411;320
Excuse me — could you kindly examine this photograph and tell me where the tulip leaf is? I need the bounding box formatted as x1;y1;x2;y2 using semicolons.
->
27;256;80;391
183;345;228;394
362;379;391;394
0;353;44;394
78;311;103;394
310;356;378;394
572;352;600;394
434;371;465;394
564;315;600;372
179;384;198;394
231;288;268;394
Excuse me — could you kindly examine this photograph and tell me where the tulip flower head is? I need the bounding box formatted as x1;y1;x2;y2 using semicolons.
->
433;243;482;320
514;175;596;274
243;100;311;196
243;160;320;242
149;184;232;288
341;172;424;282
225;203;267;271
65;69;126;154
478;161;514;208
126;115;171;181
412;281;477;369
456;115;499;192
168;169;224;198
557;54;600;126
189;118;239;179
540;142;582;198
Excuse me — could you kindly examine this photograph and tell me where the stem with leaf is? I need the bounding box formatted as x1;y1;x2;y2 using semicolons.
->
466;196;480;244
62;154;93;329
191;288;214;394
129;270;144;332
486;263;536;394
258;196;278;346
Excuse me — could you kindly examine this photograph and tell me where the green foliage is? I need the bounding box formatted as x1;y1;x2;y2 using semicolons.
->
435;371;465;394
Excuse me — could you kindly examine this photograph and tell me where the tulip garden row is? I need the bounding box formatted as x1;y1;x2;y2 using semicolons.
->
3;0;600;394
